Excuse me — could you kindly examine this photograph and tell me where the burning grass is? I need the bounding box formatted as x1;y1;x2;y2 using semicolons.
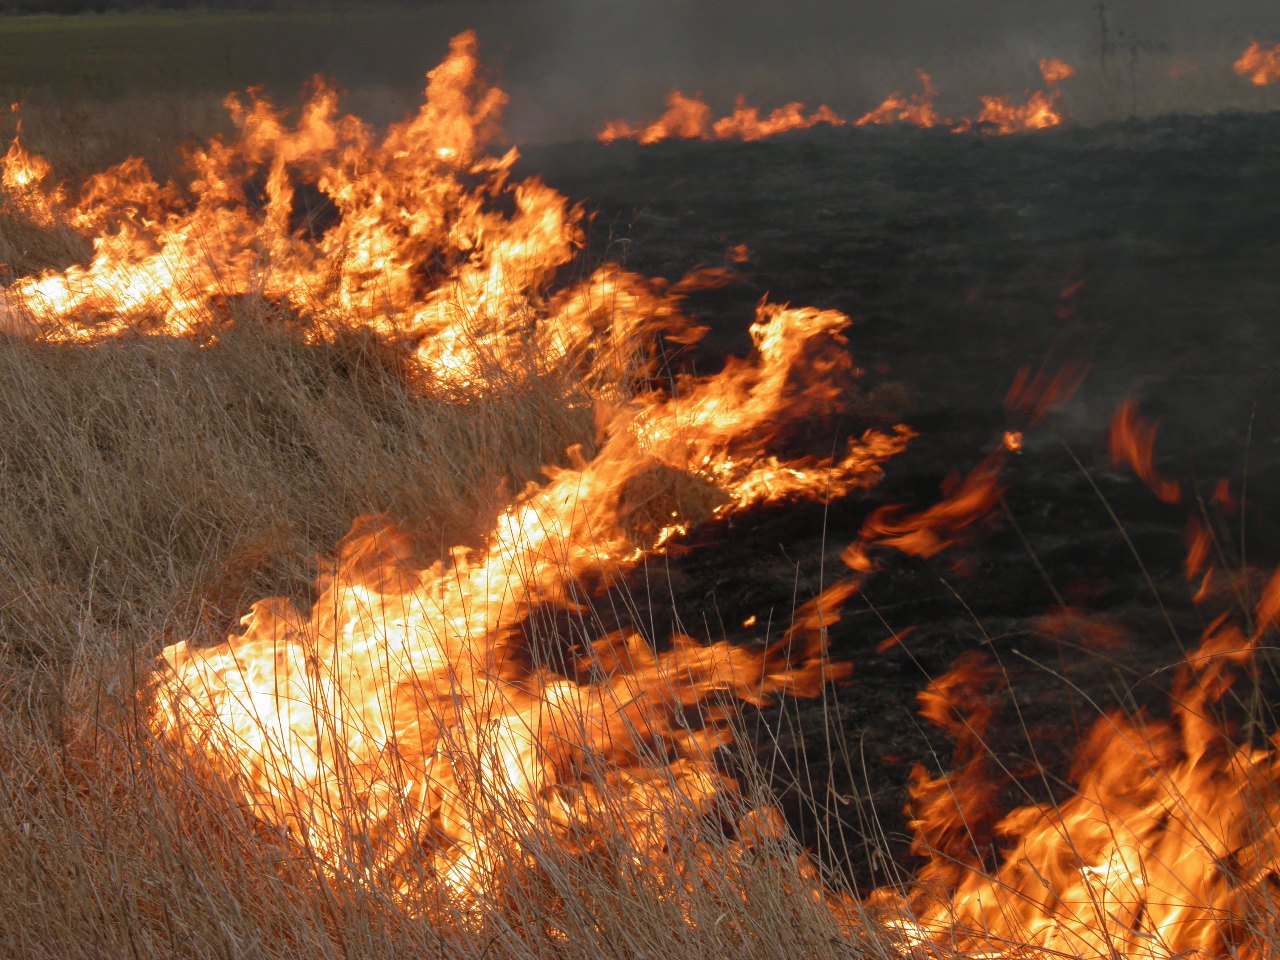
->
599;58;1078;144
2;27;1280;960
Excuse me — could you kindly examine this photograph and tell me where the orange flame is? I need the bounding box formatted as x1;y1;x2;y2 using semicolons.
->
855;72;945;128
599;91;845;145
47;32;917;916
1109;399;1183;505
0;119;63;226
954;89;1067;135
877;570;1280;959
1235;40;1280;86
599;90;713;144
606;61;1077;142
847;450;1007;570
1039;57;1076;85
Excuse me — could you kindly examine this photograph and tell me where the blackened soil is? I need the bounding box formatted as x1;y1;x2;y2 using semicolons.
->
517;114;1280;891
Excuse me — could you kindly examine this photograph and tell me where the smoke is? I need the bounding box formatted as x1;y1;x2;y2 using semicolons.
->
470;0;1280;141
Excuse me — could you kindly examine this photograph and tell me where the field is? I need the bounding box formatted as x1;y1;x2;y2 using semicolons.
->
2;11;1280;960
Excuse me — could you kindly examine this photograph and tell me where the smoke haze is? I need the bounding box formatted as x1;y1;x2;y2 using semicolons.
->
457;0;1280;140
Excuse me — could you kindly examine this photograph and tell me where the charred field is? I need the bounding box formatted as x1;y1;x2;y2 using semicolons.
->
520;113;1280;887
2;24;1280;957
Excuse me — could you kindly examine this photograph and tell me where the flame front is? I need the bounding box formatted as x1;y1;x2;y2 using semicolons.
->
599;91;845;145
1236;41;1280;86
0;32;910;915
856;72;944;129
3;33;694;395
605;60;1075;144
151;290;909;903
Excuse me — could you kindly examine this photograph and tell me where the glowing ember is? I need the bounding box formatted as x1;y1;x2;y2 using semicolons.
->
1235;40;1280;86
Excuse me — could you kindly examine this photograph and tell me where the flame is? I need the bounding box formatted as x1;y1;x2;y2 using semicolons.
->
23;32;918;919
854;392;1280;959
599;91;845;145
854;450;1006;561
856;72;945;129
152;295;906;910
874;570;1280;959
954;90;1066;135
1235;41;1280;86
950;58;1073;135
1039;57;1076;85
1109;399;1182;505
604;62;1076;143
15;27;1280;956
3;32;697;397
0;118;62;226
599;90;713;144
1005;360;1088;426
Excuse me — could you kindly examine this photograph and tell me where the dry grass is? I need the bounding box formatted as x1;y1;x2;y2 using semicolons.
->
0;312;593;661
0;146;888;951
0;312;892;959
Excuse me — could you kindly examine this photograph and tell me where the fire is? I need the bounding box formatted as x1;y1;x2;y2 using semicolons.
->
855;72;944;129
854;451;1006;561
2;33;696;394
876;582;1280;959
863;402;1280;959
599;91;845;145
0;115;62;226
950;58;1073;134
1235;40;1280;86
1038;56;1076;85
152;289;912;905
1109;399;1182;505
13;27;1280;956
598;90;712;144
0;31;911;920
609;59;1076;143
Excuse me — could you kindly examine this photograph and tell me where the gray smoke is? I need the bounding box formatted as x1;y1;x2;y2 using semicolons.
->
459;0;1280;141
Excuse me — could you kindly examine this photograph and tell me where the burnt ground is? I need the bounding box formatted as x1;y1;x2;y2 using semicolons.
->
516;112;1280;892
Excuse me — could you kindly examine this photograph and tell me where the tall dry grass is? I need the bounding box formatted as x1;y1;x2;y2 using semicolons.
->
0;315;898;959
0;159;898;952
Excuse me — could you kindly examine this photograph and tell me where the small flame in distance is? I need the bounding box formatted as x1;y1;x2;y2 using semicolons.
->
1236;40;1280;86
